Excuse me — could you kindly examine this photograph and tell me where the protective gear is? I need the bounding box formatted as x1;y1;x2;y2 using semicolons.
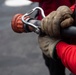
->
38;35;60;58
41;6;74;37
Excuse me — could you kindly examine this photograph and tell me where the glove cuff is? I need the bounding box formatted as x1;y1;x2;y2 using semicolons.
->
48;40;61;59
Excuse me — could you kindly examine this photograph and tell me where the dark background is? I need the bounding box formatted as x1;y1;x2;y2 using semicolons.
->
0;0;71;75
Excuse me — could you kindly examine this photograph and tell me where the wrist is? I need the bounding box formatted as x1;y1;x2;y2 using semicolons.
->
48;39;61;59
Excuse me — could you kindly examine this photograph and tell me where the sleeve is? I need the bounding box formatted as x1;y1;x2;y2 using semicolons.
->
30;0;40;2
56;41;76;74
70;4;75;12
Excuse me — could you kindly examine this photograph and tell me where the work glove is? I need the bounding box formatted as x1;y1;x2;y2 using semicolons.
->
38;34;60;58
41;6;74;37
38;6;74;58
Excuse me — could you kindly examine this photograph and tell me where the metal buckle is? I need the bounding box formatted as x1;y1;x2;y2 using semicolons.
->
21;7;45;34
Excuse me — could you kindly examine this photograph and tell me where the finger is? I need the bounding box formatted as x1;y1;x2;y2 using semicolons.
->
46;11;56;36
41;11;56;32
61;18;74;28
54;6;73;24
43;17;49;34
57;6;73;15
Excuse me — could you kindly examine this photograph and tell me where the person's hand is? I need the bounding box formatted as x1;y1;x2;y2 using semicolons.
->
41;6;74;37
38;34;60;58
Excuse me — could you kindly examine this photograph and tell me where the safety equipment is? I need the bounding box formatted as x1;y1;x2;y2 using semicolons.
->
11;6;75;38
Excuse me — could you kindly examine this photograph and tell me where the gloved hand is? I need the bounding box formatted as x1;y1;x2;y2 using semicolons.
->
41;6;74;37
38;34;60;58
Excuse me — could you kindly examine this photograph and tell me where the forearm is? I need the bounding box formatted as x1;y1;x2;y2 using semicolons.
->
56;41;76;74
